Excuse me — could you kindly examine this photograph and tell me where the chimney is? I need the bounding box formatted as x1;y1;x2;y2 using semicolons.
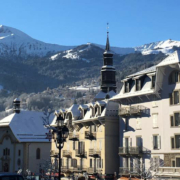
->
13;98;20;114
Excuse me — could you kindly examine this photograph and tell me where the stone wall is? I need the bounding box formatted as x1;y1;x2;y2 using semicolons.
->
164;153;180;166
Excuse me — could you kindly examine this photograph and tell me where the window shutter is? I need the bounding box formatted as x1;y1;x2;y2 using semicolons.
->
170;116;174;127
123;138;125;147
101;159;103;168
92;158;94;167
158;135;161;149
151;136;154;150
129;138;132;147
171;137;175;149
61;158;64;167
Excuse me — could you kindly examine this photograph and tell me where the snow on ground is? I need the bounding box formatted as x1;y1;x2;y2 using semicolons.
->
50;53;61;60
69;85;100;91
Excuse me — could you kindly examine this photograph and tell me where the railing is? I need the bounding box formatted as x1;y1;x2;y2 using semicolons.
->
69;132;79;141
156;167;180;176
119;167;140;176
89;149;101;157
119;147;143;156
87;168;102;174
77;165;87;172
61;166;78;172
119;105;146;116
75;149;87;157
63;150;72;157
50;150;58;157
85;131;96;140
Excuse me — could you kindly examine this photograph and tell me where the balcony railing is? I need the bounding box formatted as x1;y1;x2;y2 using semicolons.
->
63;150;72;157
69;132;79;141
119;167;140;176
119;147;143;156
85;131;96;140
75;149;87;157
119;105;145;116
61;166;78;173
87;168;102;174
89;149;101;157
156;167;180;177
50;150;58;157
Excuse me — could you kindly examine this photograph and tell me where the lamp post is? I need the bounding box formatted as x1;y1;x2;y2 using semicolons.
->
52;115;69;180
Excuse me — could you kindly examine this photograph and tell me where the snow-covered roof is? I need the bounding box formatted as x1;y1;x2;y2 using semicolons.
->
66;104;81;120
79;104;89;110
95;90;116;100
127;65;156;78
0;111;54;142
156;50;180;67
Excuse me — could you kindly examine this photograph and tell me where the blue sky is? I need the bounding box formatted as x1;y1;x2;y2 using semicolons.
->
1;0;180;47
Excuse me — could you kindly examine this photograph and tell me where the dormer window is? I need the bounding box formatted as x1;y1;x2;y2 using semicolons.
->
136;79;141;91
95;106;98;115
169;71;180;84
125;82;129;93
101;106;105;113
84;109;87;116
152;76;156;88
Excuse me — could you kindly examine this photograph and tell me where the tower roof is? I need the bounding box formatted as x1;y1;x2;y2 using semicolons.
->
104;31;113;54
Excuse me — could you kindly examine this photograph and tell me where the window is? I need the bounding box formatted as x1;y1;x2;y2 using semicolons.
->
90;159;92;168
136;79;141;91
169;71;180;84
176;158;180;167
152;76;156;88
136;136;142;147
125;82;130;93
152;135;161;150
172;160;176;167
170;91;180;105
171;135;180;149
36;148;40;159
3;148;10;156
101;106;105;113
73;141;76;150
152;113;158;128
170;113;180;127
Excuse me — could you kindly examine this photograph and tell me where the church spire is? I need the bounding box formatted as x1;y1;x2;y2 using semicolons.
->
105;23;110;52
100;24;116;93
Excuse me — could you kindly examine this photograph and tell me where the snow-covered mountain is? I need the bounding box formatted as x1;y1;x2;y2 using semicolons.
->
135;39;180;55
0;25;74;58
1;25;180;59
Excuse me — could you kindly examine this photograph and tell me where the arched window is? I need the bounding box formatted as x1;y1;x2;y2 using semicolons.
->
36;148;40;159
169;71;180;84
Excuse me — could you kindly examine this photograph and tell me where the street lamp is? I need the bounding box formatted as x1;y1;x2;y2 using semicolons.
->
52;115;69;180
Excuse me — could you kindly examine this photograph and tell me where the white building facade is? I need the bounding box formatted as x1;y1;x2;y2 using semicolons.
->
111;51;180;178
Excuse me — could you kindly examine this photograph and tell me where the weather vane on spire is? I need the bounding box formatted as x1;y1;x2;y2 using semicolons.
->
107;22;109;34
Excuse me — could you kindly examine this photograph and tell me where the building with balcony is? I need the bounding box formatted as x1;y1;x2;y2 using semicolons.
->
111;51;180;179
50;31;119;177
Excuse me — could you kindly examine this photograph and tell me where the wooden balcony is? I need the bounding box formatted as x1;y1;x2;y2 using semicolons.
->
119;105;145;116
119;147;143;156
62;150;72;158
156;167;180;177
119;167;140;176
89;149;101;157
85;131;96;140
50;150;58;157
75;149;87;158
69;132;79;141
